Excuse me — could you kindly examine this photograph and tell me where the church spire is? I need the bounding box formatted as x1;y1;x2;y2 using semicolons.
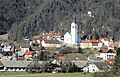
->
73;17;77;23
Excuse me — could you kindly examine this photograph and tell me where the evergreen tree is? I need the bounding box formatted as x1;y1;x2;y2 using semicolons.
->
78;47;83;54
111;48;120;76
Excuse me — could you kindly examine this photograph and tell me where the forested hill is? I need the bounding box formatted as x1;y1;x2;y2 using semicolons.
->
0;0;120;41
0;0;43;34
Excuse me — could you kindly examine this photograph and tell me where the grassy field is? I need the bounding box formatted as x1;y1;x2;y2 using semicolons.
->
0;34;8;40
0;72;92;77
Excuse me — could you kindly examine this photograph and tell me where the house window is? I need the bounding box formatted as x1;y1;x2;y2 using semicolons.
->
92;43;98;46
72;26;74;28
93;69;95;72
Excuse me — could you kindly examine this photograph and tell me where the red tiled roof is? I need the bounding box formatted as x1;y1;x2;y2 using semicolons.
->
25;51;33;55
81;40;91;43
95;54;100;57
104;60;110;65
90;40;99;43
43;40;60;44
102;49;108;53
47;33;61;38
109;43;118;47
39;38;45;42
58;56;65;60
81;40;99;43
33;35;40;39
101;49;116;53
99;38;109;42
111;49;116;53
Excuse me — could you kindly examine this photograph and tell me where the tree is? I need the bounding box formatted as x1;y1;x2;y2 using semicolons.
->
111;48;120;76
78;47;83;54
60;60;75;73
34;47;49;61
116;47;120;56
26;61;50;73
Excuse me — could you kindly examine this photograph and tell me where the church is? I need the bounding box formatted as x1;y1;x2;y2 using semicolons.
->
64;18;81;46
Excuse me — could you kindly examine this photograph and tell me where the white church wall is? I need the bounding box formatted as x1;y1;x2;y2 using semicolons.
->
64;18;81;46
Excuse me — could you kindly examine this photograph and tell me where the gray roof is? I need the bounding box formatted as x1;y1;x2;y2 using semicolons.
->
1;60;44;68
94;62;109;70
1;60;32;68
88;56;98;60
71;60;88;68
20;45;30;48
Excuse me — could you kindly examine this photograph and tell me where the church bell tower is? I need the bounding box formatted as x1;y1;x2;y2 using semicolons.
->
71;18;79;44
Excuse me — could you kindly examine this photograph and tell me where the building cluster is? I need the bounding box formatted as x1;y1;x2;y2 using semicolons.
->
0;18;119;73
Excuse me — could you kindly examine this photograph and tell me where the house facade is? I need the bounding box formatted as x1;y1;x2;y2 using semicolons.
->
0;60;32;72
20;45;32;52
41;40;61;48
99;49;116;60
80;40;103;49
83;62;109;73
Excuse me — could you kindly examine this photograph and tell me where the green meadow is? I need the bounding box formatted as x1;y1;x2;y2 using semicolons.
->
0;72;92;77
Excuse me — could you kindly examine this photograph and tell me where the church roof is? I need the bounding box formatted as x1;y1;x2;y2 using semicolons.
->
64;32;72;36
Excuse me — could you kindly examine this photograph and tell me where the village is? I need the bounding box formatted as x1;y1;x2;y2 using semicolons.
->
0;18;120;73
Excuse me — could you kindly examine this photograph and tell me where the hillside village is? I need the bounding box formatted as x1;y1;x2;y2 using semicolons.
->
0;18;120;73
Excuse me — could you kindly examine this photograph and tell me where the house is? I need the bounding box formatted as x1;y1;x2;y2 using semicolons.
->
46;32;61;40
18;51;25;60
64;18;81;46
20;45;32;52
83;61;109;73
99;49;116;60
71;60;88;72
1;45;15;56
80;40;103;49
1;56;16;61
38;32;62;41
65;54;88;61
99;38;109;47
1;60;32;71
80;40;92;49
24;51;34;60
41;40;61;48
3;45;14;52
87;56;99;61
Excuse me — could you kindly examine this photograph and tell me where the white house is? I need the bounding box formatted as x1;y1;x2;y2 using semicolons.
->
3;45;14;52
64;18;81;46
99;38;109;47
99;49;116;60
83;62;109;73
80;40;103;49
0;60;32;72
20;45;32;52
24;51;34;60
41;40;61;48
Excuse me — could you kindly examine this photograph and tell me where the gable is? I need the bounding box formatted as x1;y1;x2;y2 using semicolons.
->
64;32;71;37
